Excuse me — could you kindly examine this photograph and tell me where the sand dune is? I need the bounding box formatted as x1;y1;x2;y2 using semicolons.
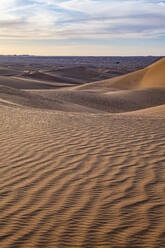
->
0;58;165;248
0;66;20;76
52;66;110;83
0;85;63;109
141;57;165;88
0;85;103;113
0;75;75;90
22;71;78;85
76;57;165;90
33;87;165;113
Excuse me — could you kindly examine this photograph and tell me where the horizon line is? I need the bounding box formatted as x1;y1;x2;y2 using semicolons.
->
0;54;163;57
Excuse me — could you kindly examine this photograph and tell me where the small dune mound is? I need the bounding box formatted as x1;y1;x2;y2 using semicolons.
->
54;66;109;83
24;71;58;82
0;66;19;76
0;85;63;110
76;57;165;91
0;76;57;89
0;75;69;90
0;85;102;113
23;71;75;85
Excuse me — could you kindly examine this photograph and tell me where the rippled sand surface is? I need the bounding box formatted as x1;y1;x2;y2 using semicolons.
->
0;105;165;248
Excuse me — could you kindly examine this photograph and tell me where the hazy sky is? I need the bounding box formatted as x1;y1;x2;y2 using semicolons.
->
0;0;165;55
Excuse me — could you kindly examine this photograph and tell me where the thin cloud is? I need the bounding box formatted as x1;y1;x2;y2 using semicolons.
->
0;0;164;39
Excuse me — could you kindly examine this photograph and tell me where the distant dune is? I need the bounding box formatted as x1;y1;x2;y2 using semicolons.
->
53;66;110;83
0;57;165;248
0;66;20;76
76;57;165;90
0;74;76;90
22;71;78;85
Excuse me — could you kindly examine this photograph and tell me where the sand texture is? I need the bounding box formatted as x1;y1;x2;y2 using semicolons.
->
0;57;165;248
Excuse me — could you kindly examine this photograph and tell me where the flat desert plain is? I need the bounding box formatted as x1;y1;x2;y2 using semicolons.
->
0;57;165;248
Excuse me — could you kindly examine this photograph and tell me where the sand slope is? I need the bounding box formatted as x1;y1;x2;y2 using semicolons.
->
33;87;165;113
0;66;20;76
52;66;110;83
22;71;78;85
141;57;165;88
0;85;104;113
76;57;165;90
0;58;165;248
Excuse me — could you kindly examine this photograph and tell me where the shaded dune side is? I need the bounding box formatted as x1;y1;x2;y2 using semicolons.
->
123;104;165;117
22;71;79;85
0;86;103;113
0;107;165;248
0;76;59;89
76;57;165;91
52;66;110;83
33;88;165;113
0;86;65;110
0;66;20;76
0;75;76;90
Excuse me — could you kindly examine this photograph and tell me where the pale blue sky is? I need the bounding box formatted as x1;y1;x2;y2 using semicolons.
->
0;0;165;55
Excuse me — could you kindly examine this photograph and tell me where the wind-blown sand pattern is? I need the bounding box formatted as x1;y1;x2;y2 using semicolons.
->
0;58;165;248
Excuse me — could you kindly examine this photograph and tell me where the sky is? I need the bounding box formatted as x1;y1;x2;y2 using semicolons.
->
0;0;165;56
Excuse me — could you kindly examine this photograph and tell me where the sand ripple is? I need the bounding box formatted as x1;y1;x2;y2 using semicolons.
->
0;106;165;248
